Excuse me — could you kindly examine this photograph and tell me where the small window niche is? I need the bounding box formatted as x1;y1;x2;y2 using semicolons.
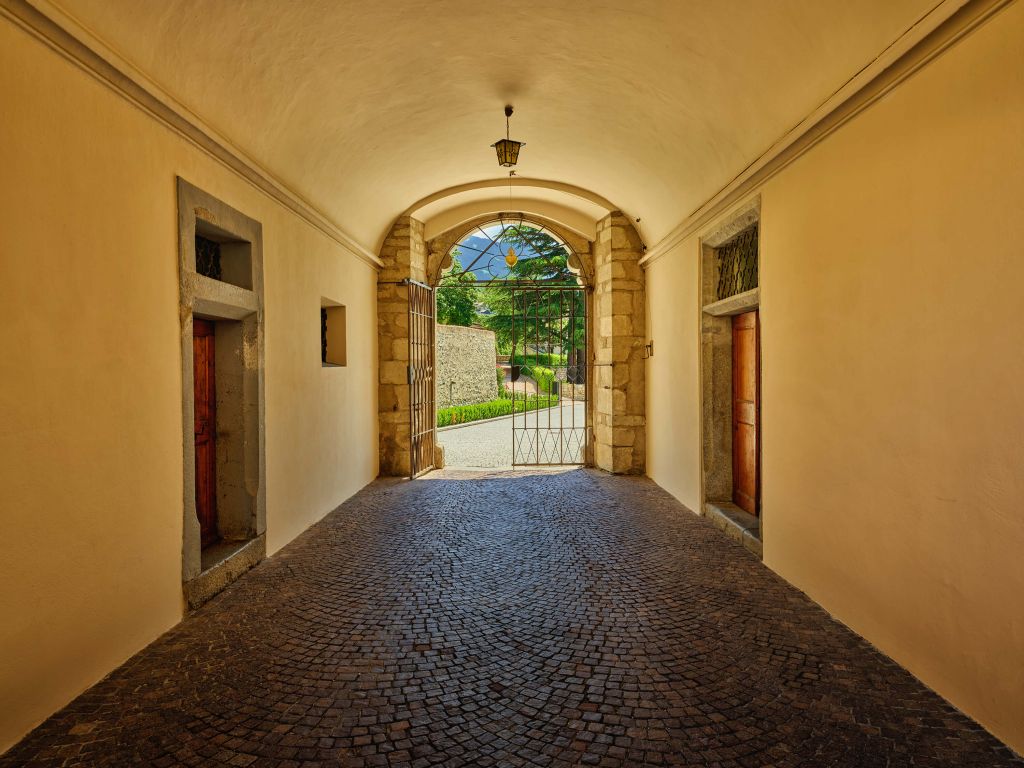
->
321;299;347;367
195;220;253;290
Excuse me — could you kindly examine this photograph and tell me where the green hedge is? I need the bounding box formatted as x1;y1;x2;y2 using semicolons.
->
532;366;555;395
438;394;559;427
510;353;565;395
511;352;567;368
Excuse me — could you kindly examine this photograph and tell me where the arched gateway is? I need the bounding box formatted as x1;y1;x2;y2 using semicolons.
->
427;217;591;471
377;211;645;479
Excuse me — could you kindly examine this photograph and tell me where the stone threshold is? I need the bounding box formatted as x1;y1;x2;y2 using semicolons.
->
184;534;265;610
704;501;762;558
437;464;584;473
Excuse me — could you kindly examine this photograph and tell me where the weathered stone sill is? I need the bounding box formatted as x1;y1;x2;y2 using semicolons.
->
184;534;265;610
703;501;762;558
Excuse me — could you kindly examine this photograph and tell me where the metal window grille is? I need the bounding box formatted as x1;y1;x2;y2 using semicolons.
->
195;235;222;281
715;225;758;301
321;308;328;364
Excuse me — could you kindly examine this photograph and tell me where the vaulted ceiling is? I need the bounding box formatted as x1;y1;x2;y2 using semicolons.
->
49;0;941;251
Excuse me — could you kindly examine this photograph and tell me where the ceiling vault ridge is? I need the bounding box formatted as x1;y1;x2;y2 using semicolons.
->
1;0;385;268
640;0;1007;268
403;177;619;218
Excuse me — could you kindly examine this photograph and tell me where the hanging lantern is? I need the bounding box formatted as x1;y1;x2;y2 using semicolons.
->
505;245;518;268
492;138;523;167
491;105;525;167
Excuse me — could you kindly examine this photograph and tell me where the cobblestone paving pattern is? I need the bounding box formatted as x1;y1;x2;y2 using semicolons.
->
3;469;1020;767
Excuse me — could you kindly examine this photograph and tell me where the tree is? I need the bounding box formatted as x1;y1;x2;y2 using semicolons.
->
435;252;479;326
479;226;585;363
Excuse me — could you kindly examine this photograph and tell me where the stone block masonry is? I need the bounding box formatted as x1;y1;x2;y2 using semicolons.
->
592;212;646;474
436;324;498;407
377;216;427;476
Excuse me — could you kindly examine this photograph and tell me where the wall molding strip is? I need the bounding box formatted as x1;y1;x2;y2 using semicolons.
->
0;0;384;269
639;0;1013;268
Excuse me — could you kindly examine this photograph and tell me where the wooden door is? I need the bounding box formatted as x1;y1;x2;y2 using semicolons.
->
732;310;760;515
193;319;218;547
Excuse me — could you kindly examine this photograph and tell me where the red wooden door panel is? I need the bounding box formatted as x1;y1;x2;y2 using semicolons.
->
732;310;760;516
193;319;218;547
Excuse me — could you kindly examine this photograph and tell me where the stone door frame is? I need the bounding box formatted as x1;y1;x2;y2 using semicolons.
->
699;196;763;554
176;178;267;608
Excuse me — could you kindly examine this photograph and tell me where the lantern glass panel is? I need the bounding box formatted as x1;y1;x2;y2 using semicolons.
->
492;138;523;167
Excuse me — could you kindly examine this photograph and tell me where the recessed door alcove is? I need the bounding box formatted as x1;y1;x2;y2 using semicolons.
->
699;197;763;556
177;178;266;608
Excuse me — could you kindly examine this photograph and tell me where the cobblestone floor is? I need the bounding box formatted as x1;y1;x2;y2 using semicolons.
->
3;469;1019;767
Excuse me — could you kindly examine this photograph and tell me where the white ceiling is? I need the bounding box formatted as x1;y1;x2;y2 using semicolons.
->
48;0;940;250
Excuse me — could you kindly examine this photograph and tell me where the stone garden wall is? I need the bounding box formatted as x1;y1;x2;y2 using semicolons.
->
436;324;498;407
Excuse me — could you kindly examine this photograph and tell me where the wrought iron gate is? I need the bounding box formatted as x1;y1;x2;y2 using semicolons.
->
407;280;436;477
510;285;588;466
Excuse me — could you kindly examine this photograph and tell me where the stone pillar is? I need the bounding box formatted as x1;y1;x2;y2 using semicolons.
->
377;216;427;476
593;212;646;474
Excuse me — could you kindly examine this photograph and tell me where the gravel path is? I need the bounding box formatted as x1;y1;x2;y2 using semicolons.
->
438;400;587;467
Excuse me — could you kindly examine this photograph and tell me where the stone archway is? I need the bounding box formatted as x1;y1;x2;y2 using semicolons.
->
432;216;592;469
377;210;646;477
424;213;596;289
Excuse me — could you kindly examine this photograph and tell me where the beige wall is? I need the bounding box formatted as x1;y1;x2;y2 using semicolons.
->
645;236;702;510
0;19;378;752
646;3;1024;753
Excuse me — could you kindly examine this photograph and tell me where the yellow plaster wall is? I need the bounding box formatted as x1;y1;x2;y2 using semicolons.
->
0;19;378;751
647;3;1024;752
644;237;702;513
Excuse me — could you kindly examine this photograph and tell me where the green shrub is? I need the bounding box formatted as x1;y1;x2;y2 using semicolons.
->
532;366;556;395
511;352;567;368
437;393;559;428
510;353;564;395
495;366;505;393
